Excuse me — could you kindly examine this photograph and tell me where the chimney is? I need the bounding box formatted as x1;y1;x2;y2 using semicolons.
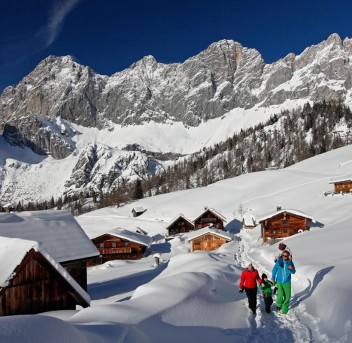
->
276;205;282;211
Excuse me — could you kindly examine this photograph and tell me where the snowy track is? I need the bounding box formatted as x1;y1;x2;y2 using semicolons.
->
235;236;314;343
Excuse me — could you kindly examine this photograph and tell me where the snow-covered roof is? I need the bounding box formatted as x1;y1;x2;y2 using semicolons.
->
0;210;99;263
329;176;352;184
257;209;316;223
187;227;232;242
94;228;152;247
132;207;145;213
242;214;256;226
165;214;194;230
0;236;90;305
192;208;227;223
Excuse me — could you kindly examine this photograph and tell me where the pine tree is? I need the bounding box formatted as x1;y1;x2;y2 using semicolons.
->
132;179;144;200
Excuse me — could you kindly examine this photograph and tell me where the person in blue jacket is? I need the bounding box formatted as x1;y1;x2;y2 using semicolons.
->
271;250;296;314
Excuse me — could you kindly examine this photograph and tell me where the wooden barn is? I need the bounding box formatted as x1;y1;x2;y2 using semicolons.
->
132;206;146;217
187;227;232;252
258;209;315;242
329;177;352;193
165;215;194;236
91;228;152;263
0;210;100;291
242;214;256;229
193;208;227;231
0;237;90;316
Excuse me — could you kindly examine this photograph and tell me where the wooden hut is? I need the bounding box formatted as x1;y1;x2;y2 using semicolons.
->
0;210;100;291
91;228;152;263
258;209;315;242
0;237;90;316
165;215;195;236
329;177;352;193
187;227;232;252
242;214;256;229
193;208;227;231
132;206;146;217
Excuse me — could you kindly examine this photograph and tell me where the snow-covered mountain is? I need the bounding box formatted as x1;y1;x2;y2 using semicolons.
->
1;33;352;203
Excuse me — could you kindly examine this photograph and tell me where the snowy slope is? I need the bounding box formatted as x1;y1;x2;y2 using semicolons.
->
1;145;351;342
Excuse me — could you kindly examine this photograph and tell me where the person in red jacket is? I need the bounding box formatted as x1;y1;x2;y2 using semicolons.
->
239;261;263;314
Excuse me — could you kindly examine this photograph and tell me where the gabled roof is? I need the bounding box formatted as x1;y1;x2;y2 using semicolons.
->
93;228;152;247
257;209;315;223
329;176;352;184
187;227;232;242
0;236;90;306
243;214;256;226
0;210;99;263
132;207;145;213
192;208;227;223
165;214;194;230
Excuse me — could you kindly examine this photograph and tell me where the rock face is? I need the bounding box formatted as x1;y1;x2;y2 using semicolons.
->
1;34;352;157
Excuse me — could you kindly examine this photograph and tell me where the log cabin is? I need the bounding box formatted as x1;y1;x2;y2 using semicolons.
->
91;228;152;263
187;227;232;252
165;215;195;236
0;237;90;316
329;177;352;193
193;208;227;231
132;207;146;217
0;210;100;291
258;209;315;242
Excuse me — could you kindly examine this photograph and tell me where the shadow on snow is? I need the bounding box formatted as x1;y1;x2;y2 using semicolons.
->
88;262;169;300
291;266;335;308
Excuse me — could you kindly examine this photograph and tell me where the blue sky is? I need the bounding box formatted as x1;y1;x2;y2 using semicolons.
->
1;0;352;92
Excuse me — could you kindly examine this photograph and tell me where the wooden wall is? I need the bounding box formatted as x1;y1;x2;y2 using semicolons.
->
0;251;84;316
261;212;309;242
334;181;352;193
92;235;146;262
191;233;229;252
167;218;194;235
61;260;88;291
194;211;224;230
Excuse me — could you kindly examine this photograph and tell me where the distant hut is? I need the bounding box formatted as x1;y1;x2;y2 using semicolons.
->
242;214;256;229
329;177;352;193
193;208;227;231
258;209;315;242
91;228;152;263
165;215;194;236
0;210;100;291
0;237;90;316
132;207;146;217
187;227;232;252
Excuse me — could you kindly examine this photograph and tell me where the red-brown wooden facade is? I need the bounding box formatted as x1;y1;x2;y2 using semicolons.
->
166;216;194;236
0;249;89;316
259;211;312;242
193;209;226;231
332;180;352;193
91;234;148;263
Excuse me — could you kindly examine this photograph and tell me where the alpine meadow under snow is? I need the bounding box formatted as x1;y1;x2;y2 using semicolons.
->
0;145;352;342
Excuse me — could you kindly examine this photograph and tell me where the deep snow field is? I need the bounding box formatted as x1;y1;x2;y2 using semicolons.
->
1;145;352;342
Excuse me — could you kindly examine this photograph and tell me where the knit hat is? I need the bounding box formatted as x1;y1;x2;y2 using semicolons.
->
245;261;252;267
261;273;268;279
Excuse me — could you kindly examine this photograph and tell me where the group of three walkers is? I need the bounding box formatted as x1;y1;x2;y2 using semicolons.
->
239;249;296;315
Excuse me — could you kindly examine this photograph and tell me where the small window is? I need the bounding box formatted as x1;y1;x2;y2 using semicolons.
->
282;220;288;225
100;243;104;248
283;229;288;233
112;243;116;248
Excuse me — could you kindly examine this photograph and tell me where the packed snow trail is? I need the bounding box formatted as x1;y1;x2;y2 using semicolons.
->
235;236;314;342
